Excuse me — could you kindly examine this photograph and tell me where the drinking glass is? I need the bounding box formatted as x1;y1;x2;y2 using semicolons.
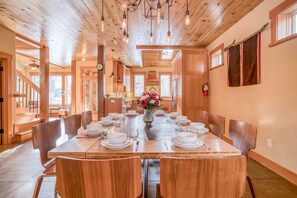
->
129;129;139;140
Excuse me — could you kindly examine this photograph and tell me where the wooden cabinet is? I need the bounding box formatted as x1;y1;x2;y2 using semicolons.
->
172;49;208;121
104;98;123;116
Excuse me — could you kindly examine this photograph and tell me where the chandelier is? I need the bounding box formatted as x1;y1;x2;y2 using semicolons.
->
100;0;191;44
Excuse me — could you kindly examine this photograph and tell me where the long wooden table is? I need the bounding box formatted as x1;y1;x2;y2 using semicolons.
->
48;115;241;198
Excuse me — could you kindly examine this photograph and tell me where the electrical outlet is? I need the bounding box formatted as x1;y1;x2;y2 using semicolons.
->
267;138;272;147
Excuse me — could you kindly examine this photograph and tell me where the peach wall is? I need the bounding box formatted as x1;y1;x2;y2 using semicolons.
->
207;0;297;173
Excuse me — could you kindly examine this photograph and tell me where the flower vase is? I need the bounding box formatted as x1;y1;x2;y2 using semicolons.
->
143;109;154;126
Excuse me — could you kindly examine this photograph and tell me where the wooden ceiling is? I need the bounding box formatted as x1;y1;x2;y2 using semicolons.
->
0;0;263;66
142;50;178;67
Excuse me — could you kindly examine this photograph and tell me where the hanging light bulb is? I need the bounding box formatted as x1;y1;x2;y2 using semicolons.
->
122;11;127;29
185;0;190;25
167;31;171;44
122;30;127;42
150;32;153;43
101;16;105;32
101;0;104;32
126;33;129;44
157;0;161;24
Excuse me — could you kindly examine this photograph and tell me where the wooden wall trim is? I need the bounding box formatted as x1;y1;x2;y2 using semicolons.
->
71;60;76;115
249;150;297;185
0;51;13;144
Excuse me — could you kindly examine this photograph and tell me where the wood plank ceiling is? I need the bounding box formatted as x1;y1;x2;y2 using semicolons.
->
0;0;263;66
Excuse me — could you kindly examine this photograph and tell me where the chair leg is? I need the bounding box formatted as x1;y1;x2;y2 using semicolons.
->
32;175;45;198
54;182;58;198
247;174;256;198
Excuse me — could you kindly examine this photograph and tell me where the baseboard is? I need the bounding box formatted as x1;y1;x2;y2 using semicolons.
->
249;150;297;185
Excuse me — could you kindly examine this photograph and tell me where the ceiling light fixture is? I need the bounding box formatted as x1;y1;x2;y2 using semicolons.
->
101;0;105;32
185;0;190;25
114;0;189;44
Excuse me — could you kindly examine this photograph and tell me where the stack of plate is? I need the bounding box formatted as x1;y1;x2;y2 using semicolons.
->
101;132;133;150
176;116;191;125
83;124;105;137
154;110;165;116
125;110;138;117
98;117;114;127
168;112;180;119
189;122;209;134
108;113;120;120
171;132;203;149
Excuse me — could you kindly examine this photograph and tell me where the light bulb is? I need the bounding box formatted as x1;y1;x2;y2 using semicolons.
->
122;30;127;42
185;10;190;25
122;11;127;28
150;32;153;43
167;31;171;44
126;34;129;44
101;16;104;32
157;1;161;24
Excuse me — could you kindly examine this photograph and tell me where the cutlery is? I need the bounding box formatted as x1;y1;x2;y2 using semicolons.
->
135;140;140;152
203;143;210;150
163;141;169;150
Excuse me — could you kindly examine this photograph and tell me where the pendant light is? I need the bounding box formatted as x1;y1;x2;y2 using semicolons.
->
149;8;153;43
157;0;161;24
185;0;190;25
101;0;104;32
167;3;171;44
122;11;127;29
125;11;129;44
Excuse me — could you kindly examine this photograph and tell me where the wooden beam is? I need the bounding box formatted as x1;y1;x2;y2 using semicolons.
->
15;33;44;48
39;47;50;121
15;70;40;93
97;46;105;119
16;52;66;69
136;45;205;50
71;60;76;115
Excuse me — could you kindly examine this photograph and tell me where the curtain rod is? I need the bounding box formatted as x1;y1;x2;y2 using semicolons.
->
224;23;269;51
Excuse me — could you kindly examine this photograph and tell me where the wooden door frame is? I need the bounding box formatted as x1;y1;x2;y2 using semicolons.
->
0;51;13;144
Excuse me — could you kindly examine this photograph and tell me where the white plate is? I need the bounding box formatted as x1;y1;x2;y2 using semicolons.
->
101;139;133;150
82;129;102;137
168;114;178;119
189;127;209;134
97;121;114;126
125;113;138;117
171;137;203;149
177;119;191;125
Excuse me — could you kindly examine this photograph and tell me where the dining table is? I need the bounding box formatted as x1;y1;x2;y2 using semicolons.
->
48;114;241;198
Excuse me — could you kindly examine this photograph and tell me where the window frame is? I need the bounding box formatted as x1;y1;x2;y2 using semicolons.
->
209;43;224;70
132;72;146;97
270;0;297;47
159;72;172;98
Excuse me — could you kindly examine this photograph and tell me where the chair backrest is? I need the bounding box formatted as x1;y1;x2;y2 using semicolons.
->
160;156;246;198
81;111;92;129
229;119;257;156
63;114;82;139
208;113;225;138
32;119;62;166
197;110;209;126
56;156;142;198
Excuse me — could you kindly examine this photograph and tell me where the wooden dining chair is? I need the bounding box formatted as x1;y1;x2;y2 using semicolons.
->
157;156;247;198
197;109;209;126
208;112;225;138
56;156;142;198
32;119;62;198
229;119;258;198
81;110;92;129
63;114;82;139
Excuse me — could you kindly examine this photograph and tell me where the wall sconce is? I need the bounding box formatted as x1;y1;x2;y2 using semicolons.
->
109;72;115;78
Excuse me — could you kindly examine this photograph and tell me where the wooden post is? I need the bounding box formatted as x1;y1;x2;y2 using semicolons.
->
39;46;49;121
97;46;105;119
71;60;76;115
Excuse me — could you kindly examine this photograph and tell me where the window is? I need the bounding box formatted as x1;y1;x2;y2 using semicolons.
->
270;0;297;46
210;43;224;69
65;75;72;106
160;74;171;97
49;76;62;105
134;74;145;97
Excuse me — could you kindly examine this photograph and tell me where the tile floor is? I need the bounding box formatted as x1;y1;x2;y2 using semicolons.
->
0;140;297;198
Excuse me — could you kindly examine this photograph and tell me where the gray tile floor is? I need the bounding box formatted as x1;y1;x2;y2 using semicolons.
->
0;140;297;198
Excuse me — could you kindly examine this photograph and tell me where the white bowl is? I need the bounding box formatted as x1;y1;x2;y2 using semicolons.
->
171;112;180;116
107;133;128;144
190;122;205;130
108;113;118;117
177;115;187;121
155;110;164;114
177;132;197;143
101;117;113;122
86;124;100;132
128;110;136;114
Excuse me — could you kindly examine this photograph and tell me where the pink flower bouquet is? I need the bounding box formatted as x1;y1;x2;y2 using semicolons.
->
136;91;162;110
